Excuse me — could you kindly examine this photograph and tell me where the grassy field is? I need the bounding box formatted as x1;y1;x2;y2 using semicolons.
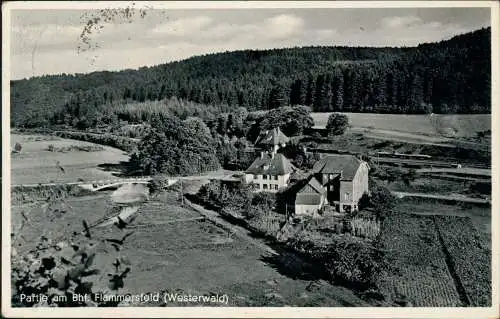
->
111;192;369;306
311;113;491;139
12;189;369;307
10;134;129;185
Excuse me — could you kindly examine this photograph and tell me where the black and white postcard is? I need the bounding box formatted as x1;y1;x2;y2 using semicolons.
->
2;1;498;318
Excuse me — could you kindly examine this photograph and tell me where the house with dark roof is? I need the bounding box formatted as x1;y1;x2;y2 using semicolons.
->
312;154;370;213
294;177;327;216
244;152;295;192
254;127;290;154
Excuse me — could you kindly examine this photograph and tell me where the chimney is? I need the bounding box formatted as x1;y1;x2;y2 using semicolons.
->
260;151;265;159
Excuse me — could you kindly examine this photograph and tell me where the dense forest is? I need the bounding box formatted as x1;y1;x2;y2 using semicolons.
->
11;27;490;128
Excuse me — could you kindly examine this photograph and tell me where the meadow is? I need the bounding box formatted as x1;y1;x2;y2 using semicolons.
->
10;134;129;185
311;113;491;139
12;189;369;307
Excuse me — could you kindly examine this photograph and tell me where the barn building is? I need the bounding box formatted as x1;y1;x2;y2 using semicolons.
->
312;154;370;213
294;177;328;217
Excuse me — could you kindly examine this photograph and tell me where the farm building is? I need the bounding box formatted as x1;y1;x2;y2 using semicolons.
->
294;177;328;217
244;152;295;192
312;154;370;213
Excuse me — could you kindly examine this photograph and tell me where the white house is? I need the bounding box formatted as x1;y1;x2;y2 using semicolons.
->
244;152;295;192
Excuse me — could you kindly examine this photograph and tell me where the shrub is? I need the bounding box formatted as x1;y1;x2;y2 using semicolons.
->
147;175;171;196
251;192;276;210
326;113;349;136
358;185;396;219
370;185;396;215
248;210;284;237
287;234;382;289
14;142;22;153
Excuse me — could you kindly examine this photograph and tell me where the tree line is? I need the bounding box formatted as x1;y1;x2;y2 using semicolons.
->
11;27;490;128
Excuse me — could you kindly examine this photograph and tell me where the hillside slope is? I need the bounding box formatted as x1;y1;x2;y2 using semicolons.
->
10;27;490;128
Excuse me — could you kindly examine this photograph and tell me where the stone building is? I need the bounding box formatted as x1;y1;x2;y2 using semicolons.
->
312;154;370;213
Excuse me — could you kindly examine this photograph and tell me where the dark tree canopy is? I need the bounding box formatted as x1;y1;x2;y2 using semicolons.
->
131;116;220;176
10;28;491;129
326;113;349;136
259;105;314;137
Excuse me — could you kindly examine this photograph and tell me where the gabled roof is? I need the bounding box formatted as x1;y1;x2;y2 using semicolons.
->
312;154;363;181
297;177;325;195
295;193;323;206
295;177;326;206
255;127;290;146
245;153;295;175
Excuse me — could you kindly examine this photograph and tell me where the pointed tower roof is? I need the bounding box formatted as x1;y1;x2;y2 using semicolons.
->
255;127;290;147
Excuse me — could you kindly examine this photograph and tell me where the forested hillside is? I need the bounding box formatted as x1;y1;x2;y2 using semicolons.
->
11;27;490;128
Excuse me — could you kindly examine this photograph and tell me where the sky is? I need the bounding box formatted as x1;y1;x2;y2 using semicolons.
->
9;6;491;80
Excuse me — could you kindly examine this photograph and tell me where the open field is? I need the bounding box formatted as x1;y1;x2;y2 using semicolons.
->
394;199;491;240
433;216;491;306
311;113;491;145
10;134;129;185
311;113;491;138
376;211;490;307
12;189;369;307
377;212;462;306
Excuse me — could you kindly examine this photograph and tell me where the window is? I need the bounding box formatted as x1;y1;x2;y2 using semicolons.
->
263;184;268;190
274;185;278;190
344;192;350;200
253;174;258;179
274;175;278;180
263;175;268;180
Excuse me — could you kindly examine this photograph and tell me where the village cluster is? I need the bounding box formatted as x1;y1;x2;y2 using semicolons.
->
243;128;370;216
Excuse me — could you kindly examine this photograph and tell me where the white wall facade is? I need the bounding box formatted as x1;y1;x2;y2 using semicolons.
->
295;194;326;217
245;173;290;192
295;204;321;216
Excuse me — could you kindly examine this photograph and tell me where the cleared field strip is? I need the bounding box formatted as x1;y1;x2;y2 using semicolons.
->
417;167;491;177
128;217;206;228
392;192;490;204
377;212;462;306
12;177;152;188
311;113;491;138
433;216;491;306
